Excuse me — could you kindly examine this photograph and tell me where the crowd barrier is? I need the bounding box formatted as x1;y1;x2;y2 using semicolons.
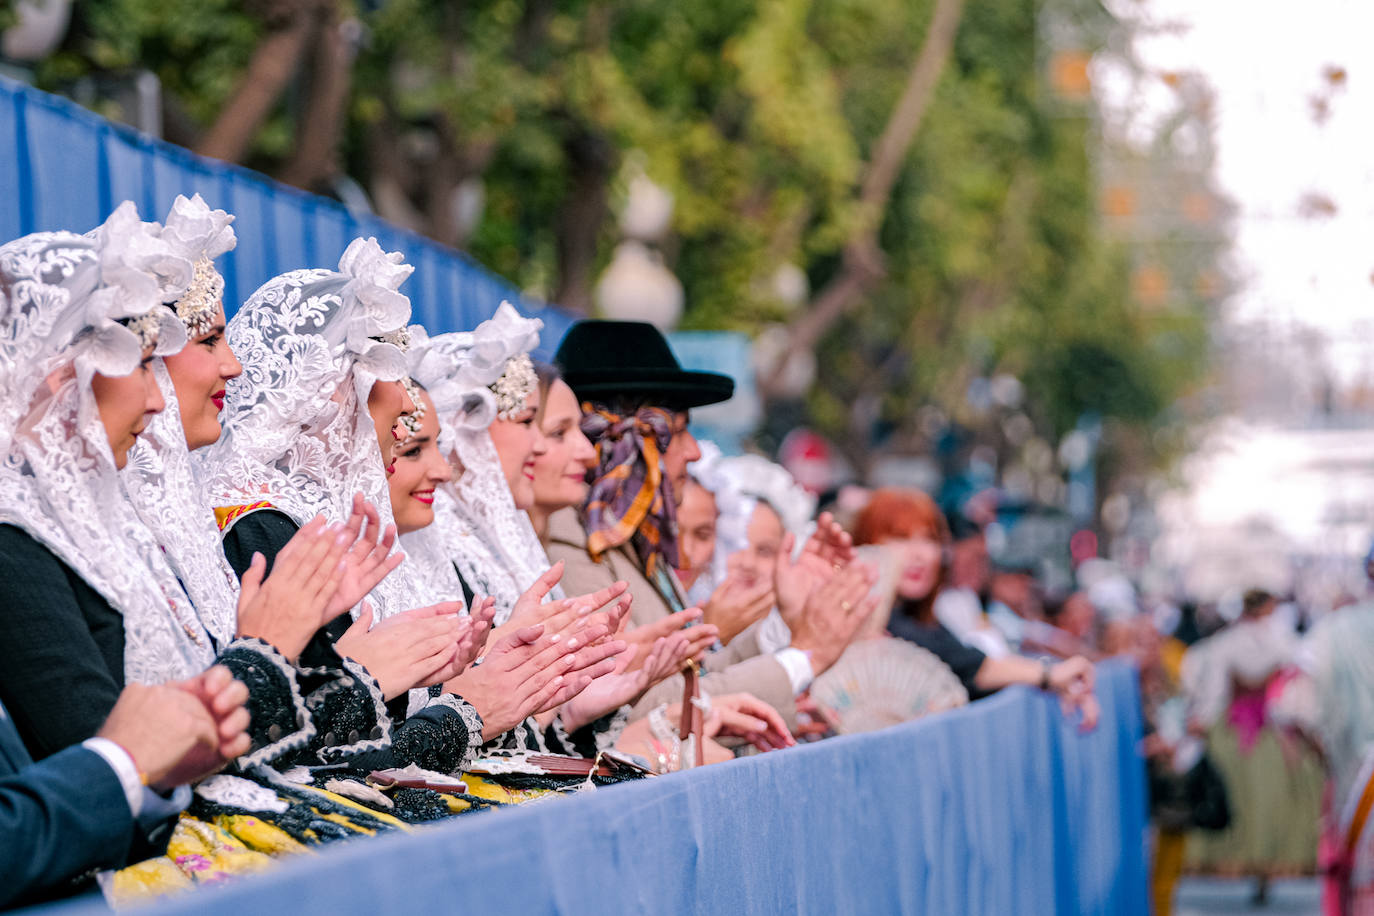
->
38;661;1147;916
0;77;573;358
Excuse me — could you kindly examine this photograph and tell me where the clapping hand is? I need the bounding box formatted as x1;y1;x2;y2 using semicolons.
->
335;600;471;700
236;514;351;661
701;574;775;646
445;602;629;737
621;608;719;671
326;493;405;616
782;559;877;676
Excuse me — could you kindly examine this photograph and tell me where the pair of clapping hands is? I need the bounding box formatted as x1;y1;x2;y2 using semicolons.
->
232;494;490;700
696;513;880;678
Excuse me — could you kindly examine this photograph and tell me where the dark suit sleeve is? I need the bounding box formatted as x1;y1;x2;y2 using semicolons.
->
0;526;123;760
220;510;299;579
0;745;139;909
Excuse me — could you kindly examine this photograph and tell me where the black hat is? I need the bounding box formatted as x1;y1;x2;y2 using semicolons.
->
554;320;735;410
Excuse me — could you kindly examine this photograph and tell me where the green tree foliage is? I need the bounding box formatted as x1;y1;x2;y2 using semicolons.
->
27;0;1217;484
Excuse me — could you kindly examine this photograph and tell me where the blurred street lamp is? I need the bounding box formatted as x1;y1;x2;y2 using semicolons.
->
751;323;816;399
2;0;71;62
620;172;674;243
594;240;684;332
770;262;809;311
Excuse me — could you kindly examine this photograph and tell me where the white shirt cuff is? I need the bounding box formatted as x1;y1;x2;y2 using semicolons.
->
82;737;143;818
774;647;815;695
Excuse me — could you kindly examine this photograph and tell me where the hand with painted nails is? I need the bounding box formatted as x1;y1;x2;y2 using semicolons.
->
444;604;629;738
335;600;472;700
234;514;351;662
327;493;405;616
498;562;631;636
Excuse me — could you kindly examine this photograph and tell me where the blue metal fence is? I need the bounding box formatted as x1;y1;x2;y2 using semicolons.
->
0;77;574;359
38;662;1148;916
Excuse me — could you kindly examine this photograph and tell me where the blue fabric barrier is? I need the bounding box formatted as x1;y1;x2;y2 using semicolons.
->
37;662;1147;916
0;78;574;359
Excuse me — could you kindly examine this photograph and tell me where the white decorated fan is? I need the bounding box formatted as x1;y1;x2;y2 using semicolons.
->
809;638;969;734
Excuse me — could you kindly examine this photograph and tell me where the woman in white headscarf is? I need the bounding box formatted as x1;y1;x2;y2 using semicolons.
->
0;204;337;767
124;197;435;773
401;307;644;754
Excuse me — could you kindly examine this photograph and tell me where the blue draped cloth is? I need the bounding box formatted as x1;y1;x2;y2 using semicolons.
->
36;661;1147;916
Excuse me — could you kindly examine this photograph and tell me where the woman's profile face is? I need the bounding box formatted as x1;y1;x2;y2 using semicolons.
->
93;345;165;469
488;386;547;510
387;390;452;534
162;303;242;450
531;379;595;514
368;377;415;474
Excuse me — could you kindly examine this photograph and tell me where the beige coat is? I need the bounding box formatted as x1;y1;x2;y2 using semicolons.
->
545;507;797;727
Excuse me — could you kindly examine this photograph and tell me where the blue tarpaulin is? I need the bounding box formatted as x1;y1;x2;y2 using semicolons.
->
35;662;1147;916
0;77;574;360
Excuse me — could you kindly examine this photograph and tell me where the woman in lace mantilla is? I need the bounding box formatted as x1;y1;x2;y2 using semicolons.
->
194;239;495;780
403;308;664;759
121;196;408;777
0;205;250;754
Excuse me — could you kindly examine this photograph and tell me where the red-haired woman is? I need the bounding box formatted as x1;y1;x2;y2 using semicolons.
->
853;488;1099;727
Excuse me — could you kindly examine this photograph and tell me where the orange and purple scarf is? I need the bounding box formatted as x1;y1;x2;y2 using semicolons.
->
581;404;680;577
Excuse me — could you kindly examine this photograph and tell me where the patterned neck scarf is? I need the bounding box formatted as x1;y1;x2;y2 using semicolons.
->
580;403;682;577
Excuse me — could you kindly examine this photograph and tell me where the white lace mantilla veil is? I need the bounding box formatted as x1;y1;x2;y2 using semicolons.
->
401;302;557;625
0;202;221;685
196;237;418;620
122;195;241;649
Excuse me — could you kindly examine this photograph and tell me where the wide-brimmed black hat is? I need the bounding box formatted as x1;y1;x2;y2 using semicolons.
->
554;320;735;410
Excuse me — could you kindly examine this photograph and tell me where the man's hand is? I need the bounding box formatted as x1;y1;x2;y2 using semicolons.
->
701;693;795;752
621;608;718;671
98;667;251;792
801;512;856;568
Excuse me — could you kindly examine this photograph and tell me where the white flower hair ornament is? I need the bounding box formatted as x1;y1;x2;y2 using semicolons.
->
473;301;542;419
158;194;237;338
338;237;414;385
76;202;191;387
0;202;190;456
408;302;540;432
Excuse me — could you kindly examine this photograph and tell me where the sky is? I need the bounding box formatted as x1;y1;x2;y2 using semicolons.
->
1106;0;1374;384
1097;1;1374;581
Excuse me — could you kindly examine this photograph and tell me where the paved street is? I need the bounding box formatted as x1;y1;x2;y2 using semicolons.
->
1176;877;1321;915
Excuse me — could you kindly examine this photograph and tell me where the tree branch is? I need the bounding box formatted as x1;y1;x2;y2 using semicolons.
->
278;5;356;191
759;0;967;401
195;10;315;163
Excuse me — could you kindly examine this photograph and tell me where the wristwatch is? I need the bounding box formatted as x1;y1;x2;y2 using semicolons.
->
1038;659;1052;692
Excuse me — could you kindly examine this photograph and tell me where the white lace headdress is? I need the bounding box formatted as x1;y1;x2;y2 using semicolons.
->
0;202;219;685
122;195;241;649
196;237;417;619
400;302;553;623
